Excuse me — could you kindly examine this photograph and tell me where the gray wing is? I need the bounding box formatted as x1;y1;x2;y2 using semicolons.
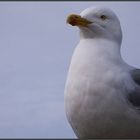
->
128;69;140;107
131;69;140;85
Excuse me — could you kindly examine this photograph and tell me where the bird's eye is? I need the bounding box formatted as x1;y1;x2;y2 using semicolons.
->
100;15;107;20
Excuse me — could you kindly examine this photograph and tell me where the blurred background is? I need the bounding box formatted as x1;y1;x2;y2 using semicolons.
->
0;1;140;138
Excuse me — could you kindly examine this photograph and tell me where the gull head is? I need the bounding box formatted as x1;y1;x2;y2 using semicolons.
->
67;7;122;44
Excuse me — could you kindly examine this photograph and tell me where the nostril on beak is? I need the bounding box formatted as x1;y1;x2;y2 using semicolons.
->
74;16;78;19
74;15;81;19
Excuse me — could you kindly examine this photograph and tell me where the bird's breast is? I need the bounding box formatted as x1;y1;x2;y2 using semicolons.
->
65;39;126;112
64;40;136;138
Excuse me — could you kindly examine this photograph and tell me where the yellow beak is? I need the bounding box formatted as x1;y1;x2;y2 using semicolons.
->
66;14;92;27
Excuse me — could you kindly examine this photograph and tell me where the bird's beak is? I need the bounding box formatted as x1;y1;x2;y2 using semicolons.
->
66;14;92;27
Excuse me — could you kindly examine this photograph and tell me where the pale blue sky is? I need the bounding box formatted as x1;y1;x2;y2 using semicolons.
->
0;1;140;138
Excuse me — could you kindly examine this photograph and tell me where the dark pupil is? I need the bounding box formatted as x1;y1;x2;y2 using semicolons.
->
101;15;106;20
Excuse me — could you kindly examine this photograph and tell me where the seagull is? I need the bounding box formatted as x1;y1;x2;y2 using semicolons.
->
64;6;140;138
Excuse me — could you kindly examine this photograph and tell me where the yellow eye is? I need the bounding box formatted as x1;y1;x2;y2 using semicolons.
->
100;15;107;20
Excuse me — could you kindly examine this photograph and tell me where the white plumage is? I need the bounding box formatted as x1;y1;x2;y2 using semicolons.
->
65;7;140;138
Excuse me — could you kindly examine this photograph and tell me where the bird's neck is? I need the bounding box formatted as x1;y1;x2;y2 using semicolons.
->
78;38;123;65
